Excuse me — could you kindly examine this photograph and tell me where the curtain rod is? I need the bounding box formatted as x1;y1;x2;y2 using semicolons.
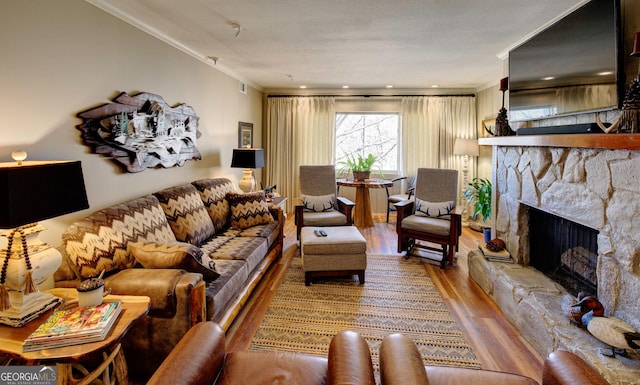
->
266;94;475;98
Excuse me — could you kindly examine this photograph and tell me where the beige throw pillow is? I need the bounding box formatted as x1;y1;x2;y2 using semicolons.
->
129;241;220;280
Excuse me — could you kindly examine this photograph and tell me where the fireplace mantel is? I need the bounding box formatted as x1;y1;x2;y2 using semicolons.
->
479;133;640;150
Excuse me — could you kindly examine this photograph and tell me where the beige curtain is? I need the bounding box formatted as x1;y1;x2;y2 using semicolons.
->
401;96;476;200
264;97;335;210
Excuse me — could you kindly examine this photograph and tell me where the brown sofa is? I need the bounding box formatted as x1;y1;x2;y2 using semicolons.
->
149;323;611;385
379;333;610;385
147;321;376;385
54;178;283;378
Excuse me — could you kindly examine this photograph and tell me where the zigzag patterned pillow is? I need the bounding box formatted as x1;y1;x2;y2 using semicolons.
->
62;195;177;280
227;191;274;230
154;184;215;246
192;178;236;233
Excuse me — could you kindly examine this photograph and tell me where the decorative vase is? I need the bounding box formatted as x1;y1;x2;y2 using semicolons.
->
483;227;492;243
352;171;371;181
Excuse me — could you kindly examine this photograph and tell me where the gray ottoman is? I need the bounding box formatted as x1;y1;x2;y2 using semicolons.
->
300;226;367;286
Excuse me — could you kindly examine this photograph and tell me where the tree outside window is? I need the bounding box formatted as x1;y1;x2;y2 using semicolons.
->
335;113;399;173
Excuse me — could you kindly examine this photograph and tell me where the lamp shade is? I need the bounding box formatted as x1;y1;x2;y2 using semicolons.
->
231;148;264;169
632;32;640;57
0;160;89;228
453;139;479;157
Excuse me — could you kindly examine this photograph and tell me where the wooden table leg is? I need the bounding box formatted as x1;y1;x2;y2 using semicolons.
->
57;343;127;385
354;187;374;228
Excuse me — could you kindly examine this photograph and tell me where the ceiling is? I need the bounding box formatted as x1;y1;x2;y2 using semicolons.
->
88;0;586;92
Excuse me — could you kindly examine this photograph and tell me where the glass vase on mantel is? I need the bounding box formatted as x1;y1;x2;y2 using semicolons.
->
352;171;371;181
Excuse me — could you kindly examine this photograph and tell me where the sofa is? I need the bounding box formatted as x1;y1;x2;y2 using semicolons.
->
149;323;611;385
379;333;611;385
53;178;284;378
146;321;376;385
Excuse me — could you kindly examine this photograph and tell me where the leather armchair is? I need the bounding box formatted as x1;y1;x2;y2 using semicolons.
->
295;165;355;239
147;322;376;385
379;333;610;385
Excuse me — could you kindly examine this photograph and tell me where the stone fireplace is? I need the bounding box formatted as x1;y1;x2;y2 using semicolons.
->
468;135;640;385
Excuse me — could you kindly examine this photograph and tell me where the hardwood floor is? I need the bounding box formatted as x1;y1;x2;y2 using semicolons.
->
226;215;544;382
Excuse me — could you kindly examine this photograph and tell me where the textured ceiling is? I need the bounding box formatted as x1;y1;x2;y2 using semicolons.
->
88;0;586;91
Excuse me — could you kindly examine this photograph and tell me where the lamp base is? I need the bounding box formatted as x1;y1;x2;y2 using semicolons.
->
0;291;62;327
238;169;256;193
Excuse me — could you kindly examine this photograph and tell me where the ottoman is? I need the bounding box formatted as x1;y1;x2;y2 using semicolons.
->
300;226;367;286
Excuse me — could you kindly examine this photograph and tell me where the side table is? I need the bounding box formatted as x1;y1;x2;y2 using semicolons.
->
269;196;288;223
0;288;150;385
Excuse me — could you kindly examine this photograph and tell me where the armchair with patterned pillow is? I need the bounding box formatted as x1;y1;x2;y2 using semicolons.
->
395;168;463;268
294;165;355;239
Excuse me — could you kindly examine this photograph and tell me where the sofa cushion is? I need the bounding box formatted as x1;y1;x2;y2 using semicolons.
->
201;236;268;273
129;241;220;281
62;195;177;280
154;184;215;245
227;191;274;230
192;178;237;233
205;259;249;322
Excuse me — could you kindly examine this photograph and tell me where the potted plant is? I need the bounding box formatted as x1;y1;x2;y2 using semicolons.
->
339;153;378;181
463;177;492;242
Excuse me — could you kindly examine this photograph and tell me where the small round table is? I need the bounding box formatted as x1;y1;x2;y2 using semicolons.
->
0;289;150;385
337;178;393;228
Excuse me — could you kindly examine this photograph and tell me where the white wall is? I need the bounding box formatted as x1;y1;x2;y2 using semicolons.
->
0;0;263;246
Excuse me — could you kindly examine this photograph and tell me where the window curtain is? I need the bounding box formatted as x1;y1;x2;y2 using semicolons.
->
264;97;335;210
401;96;476;201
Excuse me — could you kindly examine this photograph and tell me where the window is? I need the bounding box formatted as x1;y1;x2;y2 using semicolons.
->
335;113;399;173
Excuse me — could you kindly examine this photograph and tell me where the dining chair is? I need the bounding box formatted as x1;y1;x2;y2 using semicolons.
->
395;168;462;268
294;165;355;239
385;176;415;223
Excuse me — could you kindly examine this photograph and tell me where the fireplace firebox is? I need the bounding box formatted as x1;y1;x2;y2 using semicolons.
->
528;207;598;296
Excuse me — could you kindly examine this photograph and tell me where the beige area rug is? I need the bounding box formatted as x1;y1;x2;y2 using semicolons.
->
249;254;481;377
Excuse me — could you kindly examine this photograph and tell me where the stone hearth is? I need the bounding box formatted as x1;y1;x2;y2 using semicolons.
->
469;143;640;385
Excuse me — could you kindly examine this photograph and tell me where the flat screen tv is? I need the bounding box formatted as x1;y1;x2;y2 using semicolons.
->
508;0;623;122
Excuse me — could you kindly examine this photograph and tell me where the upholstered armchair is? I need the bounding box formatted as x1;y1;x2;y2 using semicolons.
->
385;176;415;223
295;165;355;239
395;168;462;268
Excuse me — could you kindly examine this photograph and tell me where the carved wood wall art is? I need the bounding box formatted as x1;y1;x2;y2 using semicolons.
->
77;92;202;173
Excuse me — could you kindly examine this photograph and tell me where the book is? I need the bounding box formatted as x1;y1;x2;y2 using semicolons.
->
23;301;121;352
478;243;514;263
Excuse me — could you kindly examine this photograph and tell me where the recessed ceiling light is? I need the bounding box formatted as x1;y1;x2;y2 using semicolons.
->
300;85;307;89
342;85;349;89
431;85;439;88
386;85;393;88
542;76;555;81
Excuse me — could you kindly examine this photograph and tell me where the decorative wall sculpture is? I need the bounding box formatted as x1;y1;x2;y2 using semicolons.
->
77;92;202;173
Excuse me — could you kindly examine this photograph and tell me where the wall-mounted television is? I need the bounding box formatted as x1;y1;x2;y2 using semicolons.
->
508;0;623;122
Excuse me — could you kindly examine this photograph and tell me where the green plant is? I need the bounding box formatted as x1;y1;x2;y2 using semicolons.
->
463;177;492;223
339;153;378;173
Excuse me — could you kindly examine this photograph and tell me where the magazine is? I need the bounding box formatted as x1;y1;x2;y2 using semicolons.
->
23;301;121;352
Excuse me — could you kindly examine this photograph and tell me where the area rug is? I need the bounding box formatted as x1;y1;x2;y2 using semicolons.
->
249;254;481;378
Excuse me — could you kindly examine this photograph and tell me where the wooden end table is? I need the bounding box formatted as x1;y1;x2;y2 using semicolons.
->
0;288;150;385
337;178;393;227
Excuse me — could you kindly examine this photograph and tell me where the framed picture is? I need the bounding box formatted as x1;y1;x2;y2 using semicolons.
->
238;122;253;147
481;118;495;137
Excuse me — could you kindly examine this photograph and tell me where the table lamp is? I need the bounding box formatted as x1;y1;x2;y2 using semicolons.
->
231;148;264;193
0;154;89;326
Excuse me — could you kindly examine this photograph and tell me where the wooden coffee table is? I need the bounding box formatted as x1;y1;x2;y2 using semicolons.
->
0;288;150;385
